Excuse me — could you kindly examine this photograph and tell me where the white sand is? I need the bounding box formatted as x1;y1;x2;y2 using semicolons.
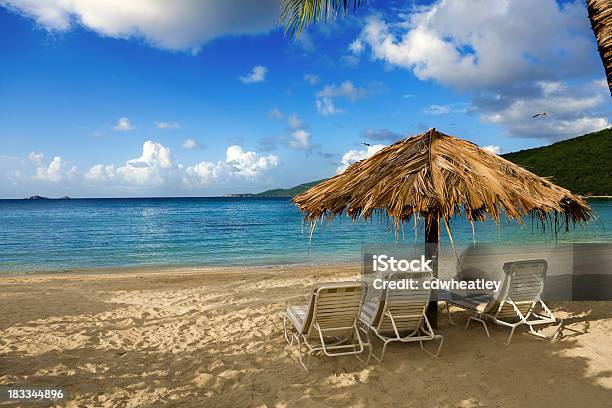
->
0;264;610;407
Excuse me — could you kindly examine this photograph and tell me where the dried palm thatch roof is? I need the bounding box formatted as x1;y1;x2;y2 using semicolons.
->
293;129;591;236
587;0;612;96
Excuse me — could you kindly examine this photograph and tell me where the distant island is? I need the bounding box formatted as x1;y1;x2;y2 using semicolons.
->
25;195;71;200
256;179;328;198
255;128;611;197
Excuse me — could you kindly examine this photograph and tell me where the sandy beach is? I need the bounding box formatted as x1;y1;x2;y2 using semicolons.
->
1;264;611;407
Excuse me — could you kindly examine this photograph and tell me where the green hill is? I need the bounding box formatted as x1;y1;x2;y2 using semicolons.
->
256;128;611;197
256;179;327;197
501;128;611;196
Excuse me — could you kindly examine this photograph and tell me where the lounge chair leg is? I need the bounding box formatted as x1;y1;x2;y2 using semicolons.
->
528;322;563;341
506;326;516;345
368;337;391;363
435;335;444;357
379;340;391;362
355;327;372;366
296;336;311;371
466;315;490;337
283;314;294;346
481;320;490;337
552;320;564;341
355;344;372;366
551;320;588;341
444;301;456;326
420;335;444;358
528;324;544;338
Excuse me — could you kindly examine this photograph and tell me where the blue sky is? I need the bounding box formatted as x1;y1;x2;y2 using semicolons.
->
0;0;609;198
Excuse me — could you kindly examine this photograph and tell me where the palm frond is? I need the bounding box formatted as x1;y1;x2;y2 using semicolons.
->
281;0;365;38
587;0;612;97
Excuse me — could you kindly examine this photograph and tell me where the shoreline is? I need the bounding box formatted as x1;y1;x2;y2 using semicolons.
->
2;239;611;277
3;238;611;277
0;260;363;279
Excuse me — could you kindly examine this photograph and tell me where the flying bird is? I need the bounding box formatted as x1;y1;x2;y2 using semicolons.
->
532;111;552;118
362;142;371;147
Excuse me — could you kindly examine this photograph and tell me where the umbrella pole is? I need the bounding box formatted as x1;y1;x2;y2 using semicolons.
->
425;217;439;328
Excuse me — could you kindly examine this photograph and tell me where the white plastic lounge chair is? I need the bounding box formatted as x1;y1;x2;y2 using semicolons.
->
360;271;444;362
283;281;369;370
445;259;562;345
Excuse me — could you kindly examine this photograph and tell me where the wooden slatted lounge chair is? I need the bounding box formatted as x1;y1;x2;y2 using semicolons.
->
283;281;369;370
360;271;444;362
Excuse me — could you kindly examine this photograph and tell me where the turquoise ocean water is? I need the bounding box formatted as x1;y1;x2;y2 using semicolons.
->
0;197;610;272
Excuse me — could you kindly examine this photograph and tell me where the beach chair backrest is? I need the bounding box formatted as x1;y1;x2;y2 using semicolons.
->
494;260;547;319
376;271;433;333
304;282;365;338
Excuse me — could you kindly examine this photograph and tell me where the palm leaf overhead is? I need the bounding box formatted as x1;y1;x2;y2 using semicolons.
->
293;129;591;234
281;0;365;36
587;0;612;96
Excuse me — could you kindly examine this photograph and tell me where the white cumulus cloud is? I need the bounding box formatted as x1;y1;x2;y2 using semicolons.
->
27;151;44;165
317;80;368;101
239;65;267;84
315;80;383;116
128;141;171;184
337;144;385;173
316;97;343;116
28;152;76;182
181;138;200;149
349;38;363;54
356;1;597;89
86;141;175;185
0;0;282;53
288;129;312;150
481;145;502;155
184;145;278;185
114;117;134;131
183;161;219;186
424;105;451;115
86;141;278;187
261;113;315;151
224;145;279;177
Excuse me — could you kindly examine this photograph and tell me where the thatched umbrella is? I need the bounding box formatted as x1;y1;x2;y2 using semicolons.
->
293;129;592;326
